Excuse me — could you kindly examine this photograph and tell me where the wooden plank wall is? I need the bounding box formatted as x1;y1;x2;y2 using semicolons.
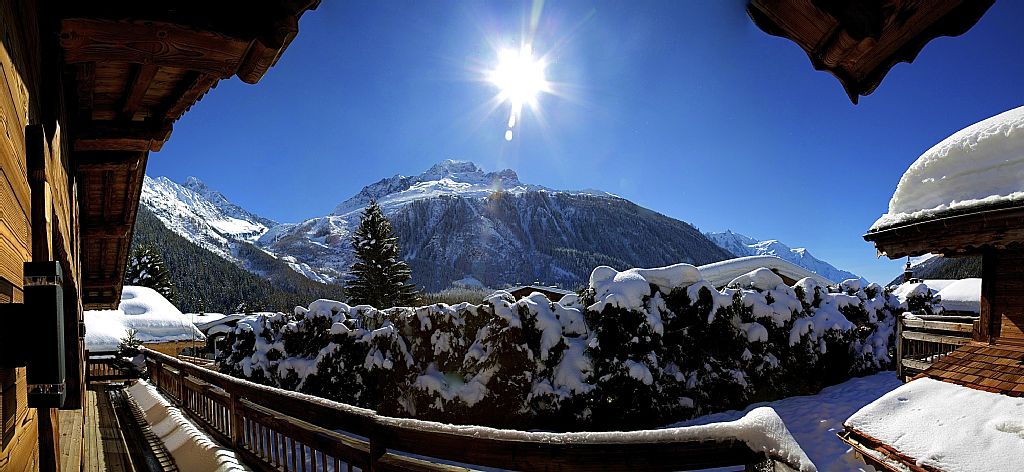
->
1;0;81;470
986;246;1024;344
0;0;40;469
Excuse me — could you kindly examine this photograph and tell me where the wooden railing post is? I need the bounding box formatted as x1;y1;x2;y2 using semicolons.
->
230;390;244;449
369;419;386;471
177;367;186;406
152;360;162;390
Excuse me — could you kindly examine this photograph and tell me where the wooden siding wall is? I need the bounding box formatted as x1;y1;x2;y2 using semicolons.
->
2;1;81;470
984;246;1024;344
0;1;41;469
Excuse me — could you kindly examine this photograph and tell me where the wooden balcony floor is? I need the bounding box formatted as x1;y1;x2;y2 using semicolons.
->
57;385;144;472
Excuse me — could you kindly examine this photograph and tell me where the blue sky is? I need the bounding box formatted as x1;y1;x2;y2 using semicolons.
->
148;1;1024;284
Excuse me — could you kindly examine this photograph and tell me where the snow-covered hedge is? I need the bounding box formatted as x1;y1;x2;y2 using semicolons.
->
218;264;904;430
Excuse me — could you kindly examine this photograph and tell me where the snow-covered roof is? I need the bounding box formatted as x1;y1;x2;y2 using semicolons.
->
506;285;574;296
84;286;205;351
192;313;244;332
698;256;834;288
919;279;956;292
845;377;1024;472
891;278;980;313
935;278;981;313
871;105;1024;230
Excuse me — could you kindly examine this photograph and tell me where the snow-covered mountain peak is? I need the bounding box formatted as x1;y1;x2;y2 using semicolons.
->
182;175;207;190
421;159;484;178
331;159;543;216
142;175;275;247
706;230;866;284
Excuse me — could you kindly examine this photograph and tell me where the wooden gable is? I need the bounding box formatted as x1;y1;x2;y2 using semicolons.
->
747;0;994;103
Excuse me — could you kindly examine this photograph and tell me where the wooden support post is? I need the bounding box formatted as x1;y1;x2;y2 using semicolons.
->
895;313;904;381
980;248;997;343
37;408;61;472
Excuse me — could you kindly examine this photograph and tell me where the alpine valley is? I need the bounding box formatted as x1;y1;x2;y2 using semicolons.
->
136;160;864;310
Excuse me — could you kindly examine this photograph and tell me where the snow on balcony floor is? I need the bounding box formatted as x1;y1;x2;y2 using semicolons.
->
845;377;1024;472
670;371;902;471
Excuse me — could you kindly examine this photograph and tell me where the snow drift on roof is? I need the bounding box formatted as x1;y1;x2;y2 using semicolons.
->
871;105;1024;230
697;256;835;287
84;286;204;351
935;278;981;313
845;377;1024;472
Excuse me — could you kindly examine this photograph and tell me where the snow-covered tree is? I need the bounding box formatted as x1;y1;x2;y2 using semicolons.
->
346;201;419;308
124;244;177;304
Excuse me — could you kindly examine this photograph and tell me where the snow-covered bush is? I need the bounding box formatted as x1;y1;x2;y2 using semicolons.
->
218;263;915;430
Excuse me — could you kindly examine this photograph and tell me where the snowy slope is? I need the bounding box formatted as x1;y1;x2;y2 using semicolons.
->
706;230;866;284
141;176;336;283
142;176;273;254
259;160;733;291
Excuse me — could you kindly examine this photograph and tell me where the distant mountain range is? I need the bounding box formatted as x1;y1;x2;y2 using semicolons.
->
140;160;734;292
705;230;865;284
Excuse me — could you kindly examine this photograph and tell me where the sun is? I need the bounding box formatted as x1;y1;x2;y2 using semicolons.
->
486;44;550;141
489;45;549;111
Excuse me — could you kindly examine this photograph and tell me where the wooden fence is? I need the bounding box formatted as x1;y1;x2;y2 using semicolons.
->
142;348;805;472
895;313;976;381
85;350;140;383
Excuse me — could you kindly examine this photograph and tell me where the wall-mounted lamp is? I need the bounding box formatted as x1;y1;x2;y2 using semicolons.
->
0;262;67;408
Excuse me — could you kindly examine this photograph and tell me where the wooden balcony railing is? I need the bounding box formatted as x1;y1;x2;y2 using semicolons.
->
86;350;141;384
141;348;808;472
895;313;976;381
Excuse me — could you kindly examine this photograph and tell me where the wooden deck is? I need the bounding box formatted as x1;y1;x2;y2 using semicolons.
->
58;386;135;472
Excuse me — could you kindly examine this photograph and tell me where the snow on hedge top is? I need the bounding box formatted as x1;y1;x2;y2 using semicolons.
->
871;105;1024;230
84;286;204;351
845;377;1024;472
374;406;815;472
588;264;701;312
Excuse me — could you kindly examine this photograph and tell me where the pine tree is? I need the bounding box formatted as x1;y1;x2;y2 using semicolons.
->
124;244;178;304
346;201;419;308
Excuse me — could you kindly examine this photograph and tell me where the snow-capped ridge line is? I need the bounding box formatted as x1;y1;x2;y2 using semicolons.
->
706;230;866;284
329;159;617;217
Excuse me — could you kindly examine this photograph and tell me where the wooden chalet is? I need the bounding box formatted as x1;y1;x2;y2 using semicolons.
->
747;0;994;103
0;1;318;470
844;109;1024;468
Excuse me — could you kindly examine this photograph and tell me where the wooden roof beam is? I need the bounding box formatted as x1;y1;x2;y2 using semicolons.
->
159;71;219;123
59;19;249;78
81;222;133;239
74;121;172;152
74;62;95;120
75;151;146;171
120;64;159;121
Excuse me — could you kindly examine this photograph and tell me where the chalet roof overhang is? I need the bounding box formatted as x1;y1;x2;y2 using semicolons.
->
747;0;995;104
863;205;1024;260
62;1;319;309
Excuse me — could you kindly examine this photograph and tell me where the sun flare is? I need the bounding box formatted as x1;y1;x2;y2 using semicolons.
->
486;44;550;141
489;45;549;110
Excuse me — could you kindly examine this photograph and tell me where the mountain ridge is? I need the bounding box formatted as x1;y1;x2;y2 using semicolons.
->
141;159;736;291
705;230;865;284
